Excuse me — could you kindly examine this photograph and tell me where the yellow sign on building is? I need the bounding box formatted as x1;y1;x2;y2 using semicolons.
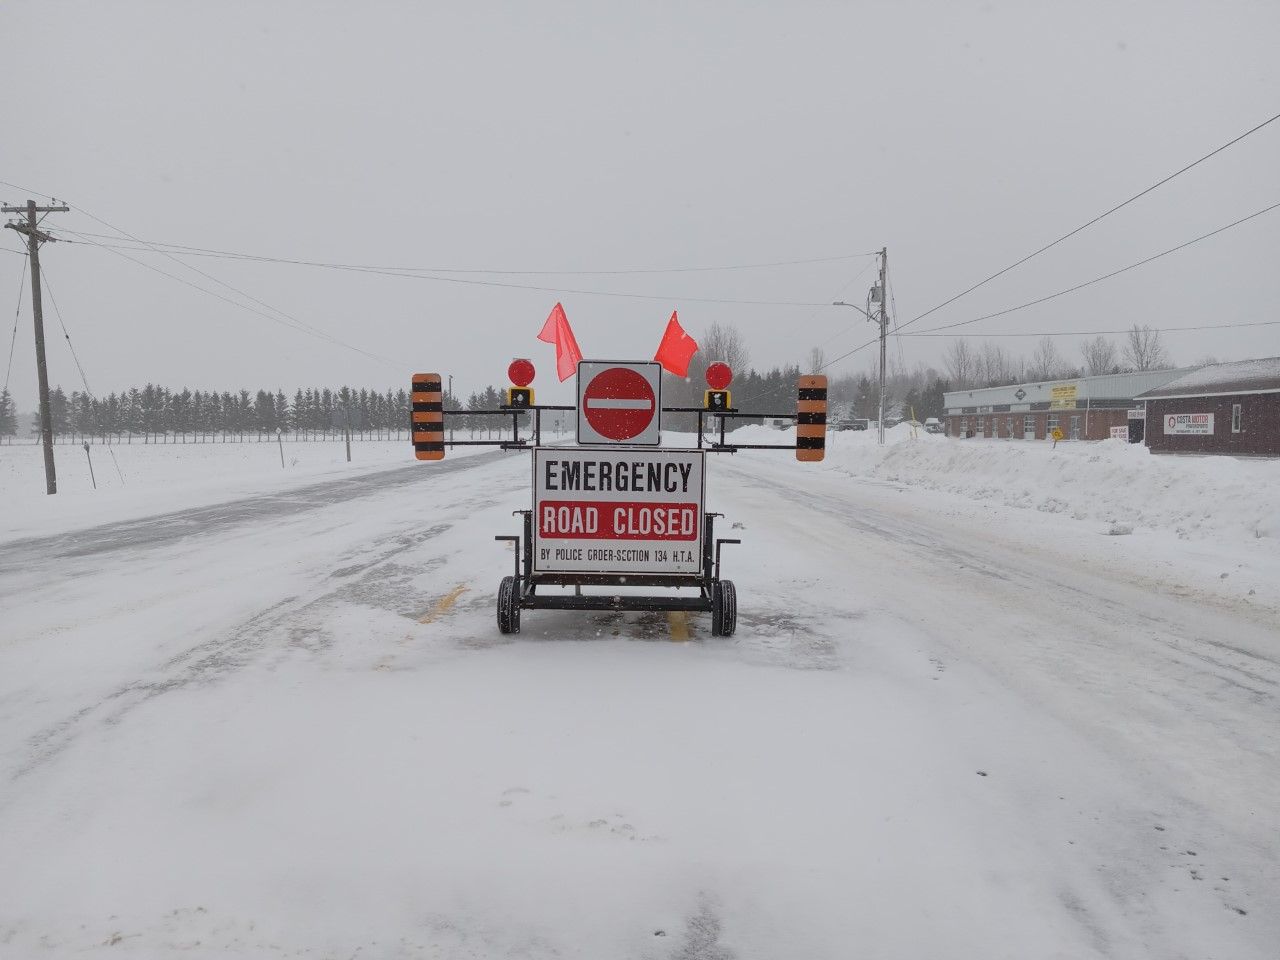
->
1050;384;1078;409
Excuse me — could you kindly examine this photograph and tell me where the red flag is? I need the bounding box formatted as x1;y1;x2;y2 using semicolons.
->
537;302;583;382
653;311;699;377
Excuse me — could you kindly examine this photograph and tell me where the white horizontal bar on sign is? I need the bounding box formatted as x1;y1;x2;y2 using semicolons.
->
585;398;653;409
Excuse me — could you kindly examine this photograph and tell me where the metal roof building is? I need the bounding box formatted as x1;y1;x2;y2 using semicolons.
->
943;368;1191;441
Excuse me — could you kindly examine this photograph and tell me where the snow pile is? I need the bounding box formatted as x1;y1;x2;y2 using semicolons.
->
829;433;1280;542
664;422;1278;543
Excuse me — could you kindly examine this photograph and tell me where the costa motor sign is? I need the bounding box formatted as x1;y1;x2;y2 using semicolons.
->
1164;412;1214;435
576;360;662;446
533;447;704;575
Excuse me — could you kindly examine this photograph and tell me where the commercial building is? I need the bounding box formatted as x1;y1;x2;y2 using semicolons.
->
942;369;1189;441
1135;357;1280;457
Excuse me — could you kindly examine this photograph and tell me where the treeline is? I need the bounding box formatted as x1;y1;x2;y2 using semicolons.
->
660;324;951;427
4;324;1168;446
0;385;454;443
941;326;1176;391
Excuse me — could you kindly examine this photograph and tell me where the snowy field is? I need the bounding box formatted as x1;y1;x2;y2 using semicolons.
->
0;436;521;543
2;430;1278;957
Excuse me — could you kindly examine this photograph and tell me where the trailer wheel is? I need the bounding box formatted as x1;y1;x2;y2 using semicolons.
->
497;576;520;634
712;580;738;637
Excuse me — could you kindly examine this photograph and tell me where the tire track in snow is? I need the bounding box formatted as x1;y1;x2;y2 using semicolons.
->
4;453;525;784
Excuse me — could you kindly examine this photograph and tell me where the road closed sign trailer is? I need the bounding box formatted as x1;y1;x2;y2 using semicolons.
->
410;335;829;639
534;447;704;576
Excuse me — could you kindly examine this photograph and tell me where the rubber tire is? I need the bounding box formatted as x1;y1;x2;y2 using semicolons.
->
712;580;737;637
497;576;520;634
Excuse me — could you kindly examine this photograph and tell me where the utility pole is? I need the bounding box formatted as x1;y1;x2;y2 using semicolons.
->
877;246;888;446
4;199;70;494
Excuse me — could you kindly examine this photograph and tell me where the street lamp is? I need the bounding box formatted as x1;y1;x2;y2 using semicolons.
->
833;295;888;445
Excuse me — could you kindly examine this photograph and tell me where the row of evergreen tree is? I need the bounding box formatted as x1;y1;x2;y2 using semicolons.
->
0;385;460;443
0;363;953;444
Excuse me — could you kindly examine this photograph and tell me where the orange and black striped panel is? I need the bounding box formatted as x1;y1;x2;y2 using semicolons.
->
796;374;827;462
411;372;445;461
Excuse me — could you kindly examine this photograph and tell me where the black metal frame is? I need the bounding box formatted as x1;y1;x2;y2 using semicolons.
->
447;400;798;622
496;508;740;613
440;403;803;453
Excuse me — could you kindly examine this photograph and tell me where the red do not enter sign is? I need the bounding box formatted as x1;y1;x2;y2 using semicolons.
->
583;367;657;442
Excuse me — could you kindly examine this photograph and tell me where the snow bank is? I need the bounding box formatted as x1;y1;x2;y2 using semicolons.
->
667;423;1279;543
832;431;1279;543
0;438;492;543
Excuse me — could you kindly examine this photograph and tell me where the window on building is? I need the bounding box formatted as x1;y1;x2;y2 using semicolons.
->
1070;415;1081;440
1047;414;1059;432
1006;417;1013;438
1023;415;1035;437
1232;403;1242;433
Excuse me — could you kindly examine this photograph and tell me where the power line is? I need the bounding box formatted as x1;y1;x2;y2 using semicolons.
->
39;267;94;399
816;258;880;350
819;198;1280;372
56;211;366;351
43;229;879;276
55;231;834;307
3;256;25;396
899;319;1280;338
80;237;400;366
898;109;1280;333
3;186;404;367
906;200;1280;336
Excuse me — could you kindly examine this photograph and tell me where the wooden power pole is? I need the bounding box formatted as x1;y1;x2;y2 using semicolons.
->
877;247;888;446
3;199;70;494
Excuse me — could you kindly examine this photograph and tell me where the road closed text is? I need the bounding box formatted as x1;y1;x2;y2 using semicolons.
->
533;447;705;575
540;501;698;540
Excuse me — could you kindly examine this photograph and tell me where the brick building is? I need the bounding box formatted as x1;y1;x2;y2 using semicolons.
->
1135;357;1280;457
943;369;1189;441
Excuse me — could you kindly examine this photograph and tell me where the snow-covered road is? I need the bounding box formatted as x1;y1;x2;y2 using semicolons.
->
2;448;1276;958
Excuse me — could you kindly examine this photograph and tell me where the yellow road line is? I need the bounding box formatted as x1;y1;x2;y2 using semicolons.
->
419;584;469;624
667;610;690;642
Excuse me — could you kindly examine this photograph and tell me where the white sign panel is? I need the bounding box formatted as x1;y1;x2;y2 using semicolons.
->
1164;412;1214;435
1110;426;1129;440
576;360;662;446
534;447;704;575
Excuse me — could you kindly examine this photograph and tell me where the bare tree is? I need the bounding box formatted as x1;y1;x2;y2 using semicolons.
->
1080;335;1118;376
805;346;826;374
943;339;976;389
1123;324;1171;371
1028;336;1068;381
700;322;750;373
977;341;1017;386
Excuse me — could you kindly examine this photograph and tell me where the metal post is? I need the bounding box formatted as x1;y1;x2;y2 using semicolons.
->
83;442;96;489
344;405;352;462
448;374;455;444
276;427;285;468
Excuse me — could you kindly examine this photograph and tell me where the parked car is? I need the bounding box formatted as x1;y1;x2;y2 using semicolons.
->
924;417;943;434
832;419;869;431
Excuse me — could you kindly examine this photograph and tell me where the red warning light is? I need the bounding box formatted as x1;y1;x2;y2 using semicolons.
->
705;362;733;391
508;358;536;387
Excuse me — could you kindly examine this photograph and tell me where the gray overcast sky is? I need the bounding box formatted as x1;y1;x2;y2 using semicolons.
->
4;0;1277;407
